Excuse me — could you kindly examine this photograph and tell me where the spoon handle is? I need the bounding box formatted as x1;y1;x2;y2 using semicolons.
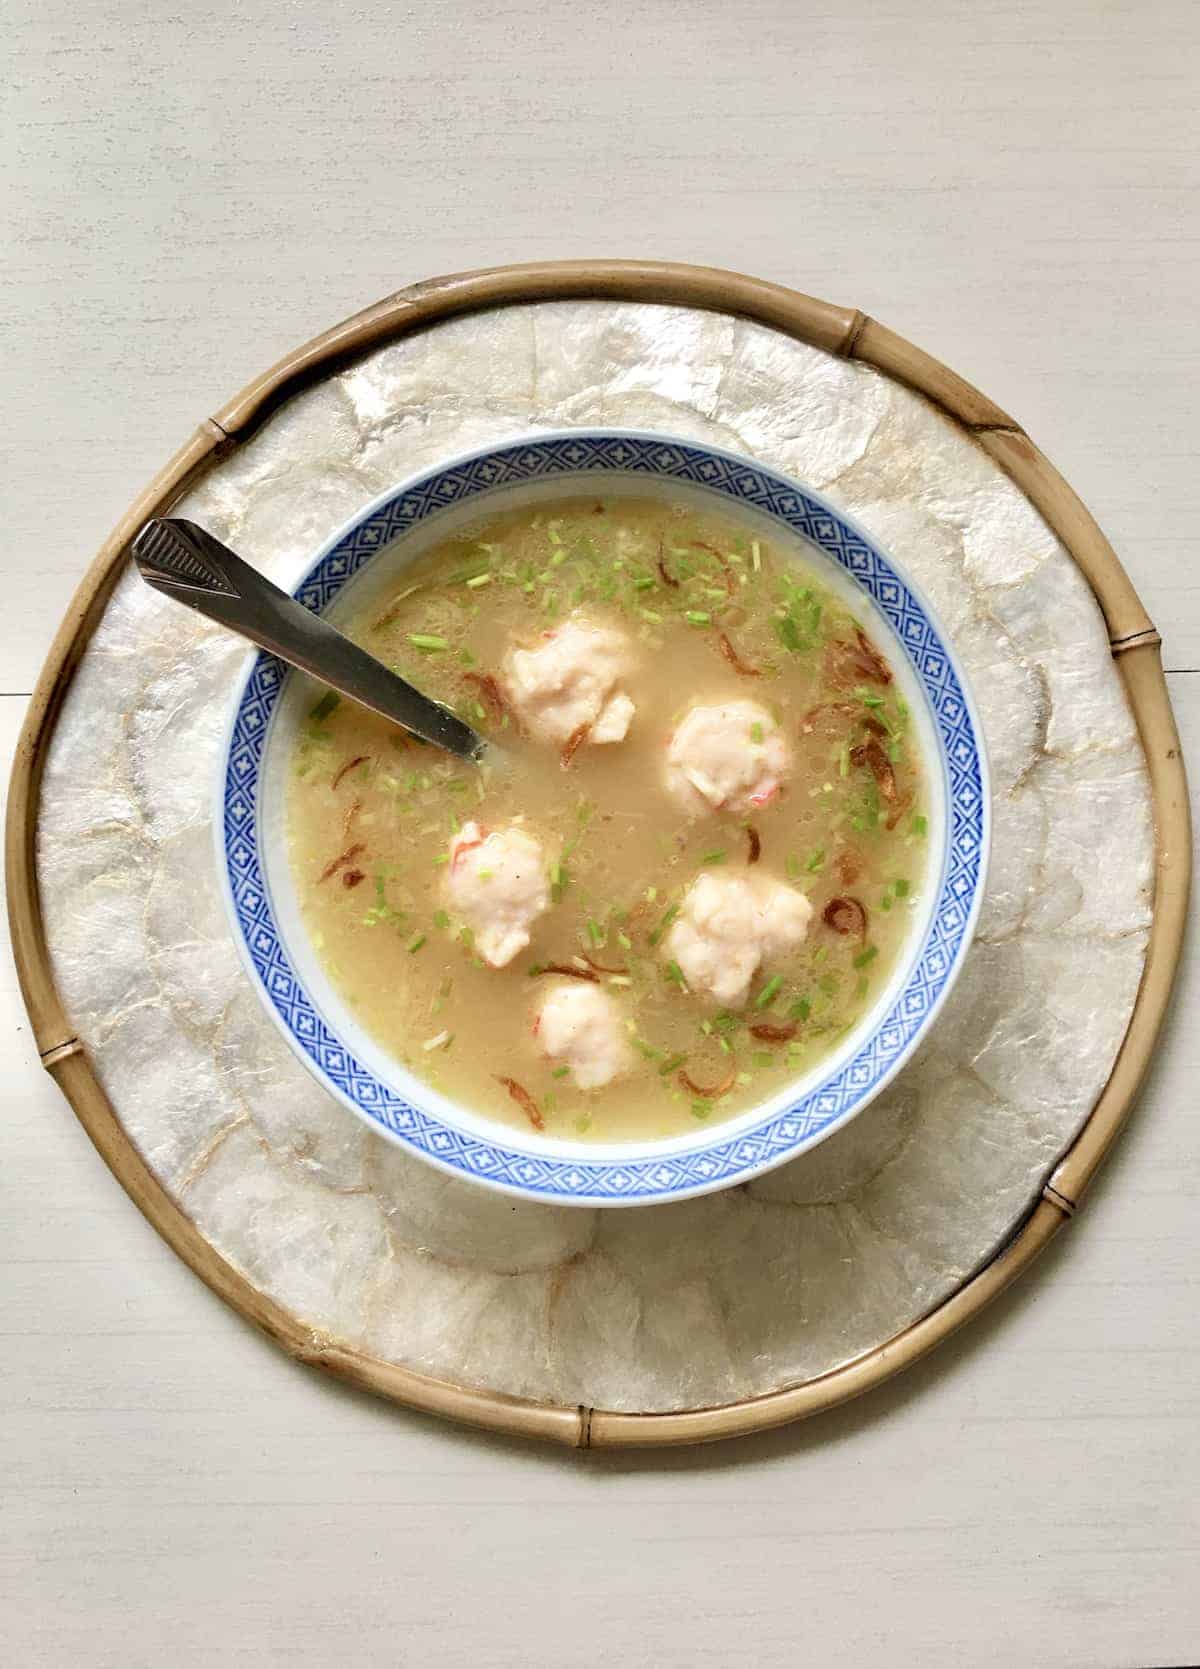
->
132;518;485;761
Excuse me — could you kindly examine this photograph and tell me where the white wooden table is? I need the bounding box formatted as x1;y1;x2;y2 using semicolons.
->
4;3;1197;1663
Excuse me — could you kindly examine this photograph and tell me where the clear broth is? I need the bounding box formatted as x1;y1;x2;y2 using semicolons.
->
287;494;930;1141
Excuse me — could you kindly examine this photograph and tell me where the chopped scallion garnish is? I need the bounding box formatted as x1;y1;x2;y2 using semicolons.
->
648;902;680;945
309;691;340;723
754;974;782;1010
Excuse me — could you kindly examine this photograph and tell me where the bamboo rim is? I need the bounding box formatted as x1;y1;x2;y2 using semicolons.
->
5;261;1191;1448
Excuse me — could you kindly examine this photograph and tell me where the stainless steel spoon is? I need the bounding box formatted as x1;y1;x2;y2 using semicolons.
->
132;518;486;761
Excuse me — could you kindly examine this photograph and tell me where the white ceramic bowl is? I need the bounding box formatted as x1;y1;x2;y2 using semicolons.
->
218;431;989;1206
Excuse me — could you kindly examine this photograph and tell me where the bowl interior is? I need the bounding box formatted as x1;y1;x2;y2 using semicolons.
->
220;433;988;1205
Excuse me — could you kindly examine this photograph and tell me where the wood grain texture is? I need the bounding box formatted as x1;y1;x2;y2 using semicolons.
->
2;0;1198;1663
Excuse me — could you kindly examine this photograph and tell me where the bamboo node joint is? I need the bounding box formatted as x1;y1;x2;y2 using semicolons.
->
40;1037;82;1069
1042;1182;1077;1218
841;310;869;359
1110;627;1161;656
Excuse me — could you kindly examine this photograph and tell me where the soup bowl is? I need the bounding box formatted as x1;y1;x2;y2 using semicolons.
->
218;431;989;1207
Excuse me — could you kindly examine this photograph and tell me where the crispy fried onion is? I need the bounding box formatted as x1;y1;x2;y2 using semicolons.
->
342;868;366;889
560;723;591;768
496;1075;544;1130
850;739;897;803
463;670;509;720
656;535;679;588
885;789;914;832
823;896;868;940
826;628;893;689
748;1022;797;1043
531;961;599;982
745;825;762;865
718;631;761;677
692;541;737;596
801;700;887;739
835;846;863;885
678;1062;737;1100
331;754;369;791
581;951;630;976
319;842;366;883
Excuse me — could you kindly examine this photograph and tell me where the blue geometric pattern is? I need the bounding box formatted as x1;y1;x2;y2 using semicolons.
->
222;433;988;1204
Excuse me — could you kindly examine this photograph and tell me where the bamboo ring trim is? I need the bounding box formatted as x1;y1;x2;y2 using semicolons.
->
5;261;1192;1448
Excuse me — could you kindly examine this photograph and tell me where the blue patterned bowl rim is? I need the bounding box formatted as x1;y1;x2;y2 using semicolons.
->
218;431;990;1206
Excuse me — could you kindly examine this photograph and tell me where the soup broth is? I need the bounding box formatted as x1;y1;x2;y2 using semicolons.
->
286;494;930;1142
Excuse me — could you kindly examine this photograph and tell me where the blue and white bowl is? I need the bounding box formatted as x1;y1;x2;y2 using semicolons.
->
218;432;989;1208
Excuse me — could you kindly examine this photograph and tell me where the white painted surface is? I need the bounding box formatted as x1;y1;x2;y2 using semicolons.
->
2;2;1196;1664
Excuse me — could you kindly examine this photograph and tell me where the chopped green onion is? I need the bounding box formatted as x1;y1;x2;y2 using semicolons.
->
665;959;686;987
750;723;764;744
407;933;427;953
586;918;605;948
617;931;632;951
700;849;727;865
788;997;812;1022
309;691;340;723
407;633;449;652
433;909;450;929
751;540;762;573
648;903;680;946
805;848;826;873
659;1053;687;1076
551;1065;570;1079
911;814;928;837
838;742;850;778
466;573;492;589
774;614;802;653
853;945;879;969
894;878;910;897
633;575;656;591
685;610;711;626
754;974;783;1010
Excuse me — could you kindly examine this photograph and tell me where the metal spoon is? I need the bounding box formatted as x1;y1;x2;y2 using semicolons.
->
132;518;485;761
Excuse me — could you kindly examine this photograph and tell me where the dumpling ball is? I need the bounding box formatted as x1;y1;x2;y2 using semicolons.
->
501;615;635;749
665;871;812;1007
533;980;632;1090
664;699;790;815
445;820;549;969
